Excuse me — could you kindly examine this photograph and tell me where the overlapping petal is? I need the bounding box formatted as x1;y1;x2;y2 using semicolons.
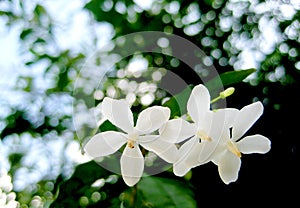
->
159;118;196;143
217;108;239;128
84;131;127;158
193;141;219;164
140;136;178;163
218;152;241;184
187;84;210;126
120;145;144;187
102;97;134;133
232;102;263;141
202;110;226;143
173;137;198;176
173;160;191;177
237;134;271;154
135;106;170;134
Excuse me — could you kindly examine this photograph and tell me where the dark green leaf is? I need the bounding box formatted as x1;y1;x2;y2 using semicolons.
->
99;120;118;132
124;176;197;208
163;85;193;118
20;28;33;40
50;160;125;208
205;68;256;92
163;69;256;117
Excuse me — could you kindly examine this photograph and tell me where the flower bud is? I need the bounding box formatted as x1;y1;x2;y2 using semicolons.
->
220;87;235;99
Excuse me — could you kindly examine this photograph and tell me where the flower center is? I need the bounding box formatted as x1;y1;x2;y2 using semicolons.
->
226;140;241;157
127;133;138;149
196;130;212;141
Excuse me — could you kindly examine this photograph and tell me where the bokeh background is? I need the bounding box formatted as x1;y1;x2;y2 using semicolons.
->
0;0;299;207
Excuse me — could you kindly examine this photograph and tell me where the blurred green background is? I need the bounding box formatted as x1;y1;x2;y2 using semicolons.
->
0;0;299;207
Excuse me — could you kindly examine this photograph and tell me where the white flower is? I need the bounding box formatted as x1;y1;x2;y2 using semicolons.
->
84;97;177;186
211;101;271;184
160;84;238;176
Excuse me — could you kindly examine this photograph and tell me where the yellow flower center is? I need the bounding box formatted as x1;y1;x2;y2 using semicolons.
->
196;130;212;141
127;133;138;149
227;140;241;157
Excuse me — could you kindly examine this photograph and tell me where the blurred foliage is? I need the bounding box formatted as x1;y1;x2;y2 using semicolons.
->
0;0;299;207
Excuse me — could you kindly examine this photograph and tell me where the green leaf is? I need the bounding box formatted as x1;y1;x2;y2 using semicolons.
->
50;160;126;208
124;176;197;208
99;120;118;132
163;69;256;117
163;85;193;118
20;28;33;40
50;161;109;207
205;68;256;92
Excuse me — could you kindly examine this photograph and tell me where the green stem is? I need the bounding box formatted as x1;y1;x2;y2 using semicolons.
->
129;184;138;207
210;96;221;104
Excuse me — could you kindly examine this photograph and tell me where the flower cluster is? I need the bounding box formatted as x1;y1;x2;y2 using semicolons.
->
0;172;20;208
84;84;271;186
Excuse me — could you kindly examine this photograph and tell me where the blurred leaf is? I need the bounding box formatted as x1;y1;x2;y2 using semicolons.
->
84;0;124;26
50;160;125;208
20;28;33;40
50;160;108;207
124;176;197;208
0;111;32;138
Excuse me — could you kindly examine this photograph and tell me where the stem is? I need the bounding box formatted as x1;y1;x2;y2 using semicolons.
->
129;184;138;207
210;96;221;104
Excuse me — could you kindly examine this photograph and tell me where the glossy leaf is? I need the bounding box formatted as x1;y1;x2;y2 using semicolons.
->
163;69;256;117
123;176;197;208
205;68;256;92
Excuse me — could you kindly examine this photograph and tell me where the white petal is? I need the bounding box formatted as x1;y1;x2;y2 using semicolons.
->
210;130;231;165
140;136;178;163
218;151;241;184
217;108;239;128
159;118;196;143
120;145;144;187
102;97;134;133
203;111;225;143
135;106;170;134
211;147;227;165
138;135;158;143
192;141;218;164
176;136;198;163
187;84;210;125
173;160;192;177
237;134;271;154
84;131;127;158
232;102;263;141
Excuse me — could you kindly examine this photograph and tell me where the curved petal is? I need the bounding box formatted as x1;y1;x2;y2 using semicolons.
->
135;106;170;134
176;136;198;163
159;118;196;143
187;84;210;125
194;141;218;164
218;152;241;184
204;111;225;143
138;135;158;143
140;137;178;163
184;143;211;167
237;134;271;154
232;102;263;141
102;97;134;133
211;131;230;165
84;131;127;158
173;160;192;177
216;108;239;128
211;147;227;165
120;145;144;187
